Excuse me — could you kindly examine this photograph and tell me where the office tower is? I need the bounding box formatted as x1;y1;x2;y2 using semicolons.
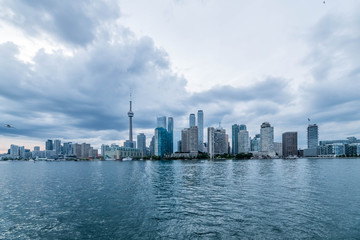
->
155;127;172;157
54;139;61;155
101;144;109;157
307;124;319;149
282;132;298;157
73;143;81;158
168;117;174;153
238;130;250;153
127;92;134;148
239;124;247;130
181;126;198;154
63;142;73;156
124;140;136;148
150;136;155;156
232;124;240;154
34;146;40;151
81;143;91;158
19;146;25;159
207;127;215;158
197;110;204;152
260;122;274;154
189;113;196;127
157;116;166;129
251;134;261;151
208;127;227;158
137;133;146;157
46;139;53;150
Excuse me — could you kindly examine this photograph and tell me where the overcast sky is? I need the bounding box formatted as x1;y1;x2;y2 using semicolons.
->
1;0;360;153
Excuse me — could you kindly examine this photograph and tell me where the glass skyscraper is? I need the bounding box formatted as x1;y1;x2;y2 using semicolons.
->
307;124;318;149
232;124;240;154
189;114;196;127
157;116;166;129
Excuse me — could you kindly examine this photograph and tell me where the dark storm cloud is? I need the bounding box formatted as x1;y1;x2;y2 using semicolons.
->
1;0;119;45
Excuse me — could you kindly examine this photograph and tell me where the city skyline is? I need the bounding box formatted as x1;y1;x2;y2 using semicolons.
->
1;1;360;152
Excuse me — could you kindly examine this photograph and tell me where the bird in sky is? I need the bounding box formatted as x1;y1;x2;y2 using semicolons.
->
4;124;16;129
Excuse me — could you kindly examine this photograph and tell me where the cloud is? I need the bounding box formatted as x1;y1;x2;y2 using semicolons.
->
0;0;120;46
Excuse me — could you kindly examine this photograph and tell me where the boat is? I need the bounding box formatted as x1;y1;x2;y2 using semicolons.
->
122;156;132;161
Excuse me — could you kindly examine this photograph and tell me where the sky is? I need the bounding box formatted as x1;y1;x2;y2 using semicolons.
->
1;0;360;153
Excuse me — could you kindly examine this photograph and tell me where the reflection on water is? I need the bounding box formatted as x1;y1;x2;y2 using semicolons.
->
0;159;360;239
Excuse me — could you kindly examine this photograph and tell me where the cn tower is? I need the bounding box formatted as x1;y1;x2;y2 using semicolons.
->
128;91;134;148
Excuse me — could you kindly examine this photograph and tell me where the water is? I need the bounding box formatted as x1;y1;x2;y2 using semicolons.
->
1;159;360;239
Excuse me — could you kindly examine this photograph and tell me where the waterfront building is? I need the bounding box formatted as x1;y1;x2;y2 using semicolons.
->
155;127;172;157
157;116;166;129
232;124;240;154
73;143;82;158
181;126;198;154
274;142;283;157
10;144;19;159
177;140;182;152
137;133;147;157
150;136;155;156
251;134;261;152
168;117;174;153
54;139;61;155
63;142;73;156
189;114;196;127
260;122;275;155
124;140;136;148
282;132;298;157
46;139;53;151
101;144;109;157
238;130;250;153
307;124;318;149
19;146;25;159
104;146;141;159
208;127;227;157
34;146;40;151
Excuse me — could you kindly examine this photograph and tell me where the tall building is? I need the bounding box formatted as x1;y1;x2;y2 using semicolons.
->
168;117;174;153
239;124;247;130
54;139;61;155
274;142;283;157
150;136;155;156
307;124;319;149
81;143;91;159
260;122;274;155
19;146;25;159
197;110;204;152
63;142;73;156
251;134;261;151
232;124;240;154
127;92;135;148
238;130;250;153
181;126;198;154
34;146;40;151
282;132;298;157
137;133;146;157
157;116;166;128
208;127;227;158
189;114;196;127
155;127;172;157
45;139;53;151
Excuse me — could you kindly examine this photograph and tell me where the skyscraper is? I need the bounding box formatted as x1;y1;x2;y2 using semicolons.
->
168;117;174;153
251;134;261;151
282;132;298;157
260;122;274;155
137;133;146;157
208;127;227;158
189;114;196;127
155;127;172;157
157;116;166;128
232;124;240;154
197;110;204;152
54;139;61;155
127;92;134;148
181;126;198;154
207;127;215;158
238;130;250;153
46;139;53;151
307;124;318;149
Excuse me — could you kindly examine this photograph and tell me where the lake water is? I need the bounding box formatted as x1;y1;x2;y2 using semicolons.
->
1;158;360;239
